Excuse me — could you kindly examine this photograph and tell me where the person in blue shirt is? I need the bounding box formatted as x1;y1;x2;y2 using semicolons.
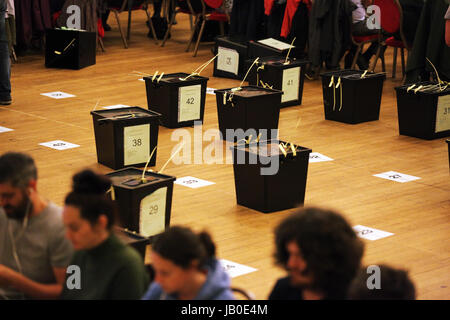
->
142;226;235;300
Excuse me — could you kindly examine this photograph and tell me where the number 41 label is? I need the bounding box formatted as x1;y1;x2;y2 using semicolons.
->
282;67;300;103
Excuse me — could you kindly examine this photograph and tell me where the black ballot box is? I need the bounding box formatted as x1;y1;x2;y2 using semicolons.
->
114;227;152;259
107;167;176;238
215;86;282;141
320;70;385;124
213;36;249;80
231;140;311;213
245;56;309;108
45;28;96;70
91;107;161;170
395;82;450;140
144;72;209;128
248;38;297;60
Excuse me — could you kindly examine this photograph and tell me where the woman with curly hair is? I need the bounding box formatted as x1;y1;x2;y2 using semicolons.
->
269;207;364;300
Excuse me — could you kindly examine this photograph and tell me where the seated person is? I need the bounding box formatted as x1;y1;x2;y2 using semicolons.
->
348;264;416;300
269;207;364;300
142;226;235;300
60;169;149;299
345;0;381;70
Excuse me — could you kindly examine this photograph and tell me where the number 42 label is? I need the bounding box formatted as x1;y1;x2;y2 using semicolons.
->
178;85;201;123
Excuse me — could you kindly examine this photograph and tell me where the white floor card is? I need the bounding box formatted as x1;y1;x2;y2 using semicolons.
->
0;126;13;133
102;104;131;110
40;91;75;99
207;87;217;95
373;171;421;183
174;176;215;189
309;152;334;163
220;259;258;278
353;225;394;241
39;140;80;150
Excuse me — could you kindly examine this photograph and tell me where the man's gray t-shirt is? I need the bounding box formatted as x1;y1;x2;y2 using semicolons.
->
0;202;74;299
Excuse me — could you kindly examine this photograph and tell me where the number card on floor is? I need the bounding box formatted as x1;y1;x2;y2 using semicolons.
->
39;140;80;150
0;126;13;133
40;91;75;99
206;88;216;95
353;225;394;241
103;104;131;110
174;176;215;189
123;124;150;166
217;46;239;75
219;259;258;278
309;152;334;163
373;171;421;183
178;85;201;122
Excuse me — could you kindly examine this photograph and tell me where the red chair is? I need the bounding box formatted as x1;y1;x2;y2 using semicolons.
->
161;0;228;57
107;0;158;48
373;0;410;78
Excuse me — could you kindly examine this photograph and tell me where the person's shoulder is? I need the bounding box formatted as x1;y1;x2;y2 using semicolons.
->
141;282;164;300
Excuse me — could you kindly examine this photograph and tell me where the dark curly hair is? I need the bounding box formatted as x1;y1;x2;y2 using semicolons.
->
348;265;416;300
64;169;117;229
274;207;364;299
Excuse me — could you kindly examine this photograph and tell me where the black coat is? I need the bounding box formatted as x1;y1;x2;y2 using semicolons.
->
405;0;450;83
308;0;355;69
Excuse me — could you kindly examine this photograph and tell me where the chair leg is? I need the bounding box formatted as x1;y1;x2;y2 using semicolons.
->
193;18;207;57
186;15;200;52
98;37;105;52
400;47;406;78
392;47;397;78
161;10;177;47
113;9;128;48
351;44;362;70
370;43;381;72
144;6;158;45
127;9;132;40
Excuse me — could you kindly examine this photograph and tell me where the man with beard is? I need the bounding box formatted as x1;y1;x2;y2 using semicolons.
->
0;152;73;299
269;207;364;300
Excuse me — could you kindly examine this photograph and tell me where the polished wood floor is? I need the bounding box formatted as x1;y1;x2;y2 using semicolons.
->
1;11;449;300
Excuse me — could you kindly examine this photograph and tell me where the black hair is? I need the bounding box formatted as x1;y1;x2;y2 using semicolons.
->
151;226;216;269
348;265;416;300
0;152;37;188
64;169;117;228
274;207;364;299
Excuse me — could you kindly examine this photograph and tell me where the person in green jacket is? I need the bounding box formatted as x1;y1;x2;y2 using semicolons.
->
60;169;149;300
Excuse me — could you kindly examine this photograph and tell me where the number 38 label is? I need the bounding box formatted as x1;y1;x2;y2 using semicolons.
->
178;84;202;123
140;187;167;237
123;124;150;166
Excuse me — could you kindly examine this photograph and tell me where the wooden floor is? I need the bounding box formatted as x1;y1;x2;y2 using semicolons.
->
1;11;449;300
